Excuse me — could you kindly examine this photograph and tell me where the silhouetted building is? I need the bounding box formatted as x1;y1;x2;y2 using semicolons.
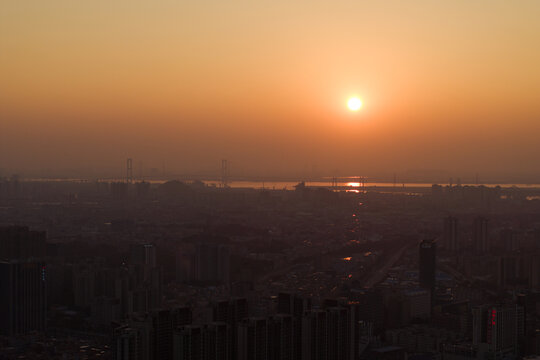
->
174;322;229;360
530;256;540;290
0;226;46;260
110;261;163;317
91;296;121;325
472;305;489;346
234;315;295;360
238;318;268;360
128;244;163;313
325;307;351;360
115;325;146;360
47;262;74;307
402;289;431;322
277;293;311;360
443;216;458;252
500;228;518;252
152;307;193;360
277;293;312;317
0;260;47;335
497;256;517;289
115;319;153;360
419;240;436;292
193;243;230;285
473;217;489;254
213;298;248;360
131;243;157;268
301;310;328;360
300;306;358;360
473;304;524;358
116;307;192;360
267;315;294;360
351;289;385;333
73;261;97;308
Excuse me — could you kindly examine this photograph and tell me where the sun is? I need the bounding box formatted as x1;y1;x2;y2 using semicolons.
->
347;97;362;111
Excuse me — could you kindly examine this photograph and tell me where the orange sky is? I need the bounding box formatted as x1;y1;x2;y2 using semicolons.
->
1;1;540;179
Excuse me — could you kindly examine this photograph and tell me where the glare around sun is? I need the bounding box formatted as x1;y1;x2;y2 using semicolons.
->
347;97;362;111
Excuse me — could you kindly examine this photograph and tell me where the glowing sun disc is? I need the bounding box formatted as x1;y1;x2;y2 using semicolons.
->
347;97;362;111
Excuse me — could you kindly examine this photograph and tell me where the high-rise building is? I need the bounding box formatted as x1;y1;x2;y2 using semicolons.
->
419;240;437;292
0;261;47;335
277;293;312;317
237;318;268;360
473;217;489;254
402;289;431;322
236;316;296;360
497;256;517;289
115;324;149;360
530;256;540;290
110;261;163;318
350;289;385;333
193;243;230;285
345;302;367;360
473;304;524;358
443;216;458;252
91;296;121;326
129;244;162;312
174;325;202;360
0;226;46;260
115;318;153;360
213;298;248;360
73;260;98;308
301;310;328;360
116;307;192;360
151;307;192;360
213;298;248;325
325;307;351;360
131;244;157;268
174;322;229;360
277;293;311;360
472;305;489;346
267;315;294;360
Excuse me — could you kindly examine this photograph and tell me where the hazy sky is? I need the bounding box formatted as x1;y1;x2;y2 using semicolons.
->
1;1;540;179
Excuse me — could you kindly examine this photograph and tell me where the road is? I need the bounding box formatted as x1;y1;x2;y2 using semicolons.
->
363;242;412;288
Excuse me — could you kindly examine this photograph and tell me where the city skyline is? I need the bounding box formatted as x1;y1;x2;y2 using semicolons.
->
2;3;540;358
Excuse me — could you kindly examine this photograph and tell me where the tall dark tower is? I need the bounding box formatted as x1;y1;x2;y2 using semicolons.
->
126;158;133;184
473;217;489;254
0;261;47;335
213;298;248;360
277;293;312;360
0;226;46;260
221;159;229;188
130;243;156;268
419;239;437;291
443;216;458;252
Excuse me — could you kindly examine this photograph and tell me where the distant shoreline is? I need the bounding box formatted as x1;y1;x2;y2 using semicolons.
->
15;178;540;190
